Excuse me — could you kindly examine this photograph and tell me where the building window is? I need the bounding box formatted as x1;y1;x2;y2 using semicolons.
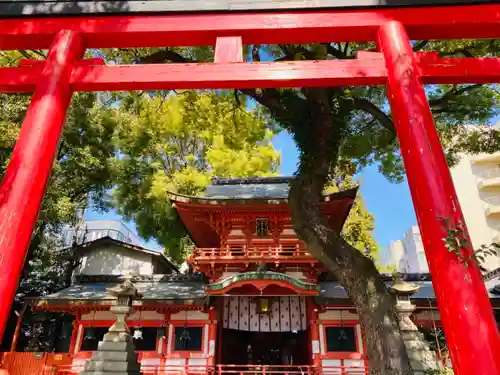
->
325;326;357;352
173;327;203;351
80;327;109;351
132;327;158;351
54;319;74;353
256;218;269;237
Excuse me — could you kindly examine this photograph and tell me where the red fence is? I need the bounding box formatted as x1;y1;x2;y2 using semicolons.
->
191;247;316;262
42;364;368;375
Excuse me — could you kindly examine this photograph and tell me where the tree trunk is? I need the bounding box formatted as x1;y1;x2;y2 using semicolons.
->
289;88;414;375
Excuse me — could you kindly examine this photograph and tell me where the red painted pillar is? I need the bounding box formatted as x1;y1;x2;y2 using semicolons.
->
208;306;218;366
306;298;321;368
0;30;84;338
377;21;500;375
9;304;26;352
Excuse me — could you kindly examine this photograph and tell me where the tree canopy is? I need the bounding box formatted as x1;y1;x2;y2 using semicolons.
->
110;90;280;262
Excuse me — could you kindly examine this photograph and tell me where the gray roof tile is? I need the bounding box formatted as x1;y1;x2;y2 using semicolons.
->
41;281;205;301
204;182;290;199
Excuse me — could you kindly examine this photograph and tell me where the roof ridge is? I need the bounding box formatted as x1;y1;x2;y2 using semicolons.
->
211;176;293;185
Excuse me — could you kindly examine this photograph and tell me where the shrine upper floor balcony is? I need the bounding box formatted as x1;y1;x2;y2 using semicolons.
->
188;245;319;266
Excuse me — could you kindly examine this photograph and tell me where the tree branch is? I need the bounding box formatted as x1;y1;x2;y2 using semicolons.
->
429;84;483;108
322;43;352;59
136;48;292;130
440;48;474;58
252;45;261;62
413;40;429;52
348;97;396;135
138;49;192;64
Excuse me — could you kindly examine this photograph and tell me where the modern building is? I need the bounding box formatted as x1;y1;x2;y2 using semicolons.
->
60;220;143;248
387;226;428;273
452;151;500;270
388;149;500;272
386;239;407;273
5;177;500;374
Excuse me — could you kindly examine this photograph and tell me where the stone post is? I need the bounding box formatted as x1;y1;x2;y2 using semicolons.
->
390;274;441;375
81;274;142;375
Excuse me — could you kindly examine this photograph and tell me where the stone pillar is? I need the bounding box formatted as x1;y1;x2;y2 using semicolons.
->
390;274;441;375
81;274;142;375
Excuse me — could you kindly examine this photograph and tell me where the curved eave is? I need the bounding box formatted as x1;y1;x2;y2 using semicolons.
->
28;297;208;312
170;187;358;248
168;187;358;207
205;271;320;296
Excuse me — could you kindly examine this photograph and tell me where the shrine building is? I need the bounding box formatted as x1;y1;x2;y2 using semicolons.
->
2;177;500;375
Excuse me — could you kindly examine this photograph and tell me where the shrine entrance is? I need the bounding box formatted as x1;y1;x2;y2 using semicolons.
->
221;329;309;366
220;296;310;367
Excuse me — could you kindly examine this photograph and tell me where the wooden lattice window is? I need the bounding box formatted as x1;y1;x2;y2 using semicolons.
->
255;218;269;237
173;327;203;351
325;326;357;352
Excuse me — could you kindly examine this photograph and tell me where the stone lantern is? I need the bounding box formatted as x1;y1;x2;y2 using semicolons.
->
81;273;143;375
390;273;441;375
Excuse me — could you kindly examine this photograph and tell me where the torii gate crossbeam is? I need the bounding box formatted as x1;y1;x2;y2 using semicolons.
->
0;5;499;375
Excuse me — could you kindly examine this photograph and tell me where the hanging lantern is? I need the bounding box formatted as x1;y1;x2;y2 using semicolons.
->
256;297;272;314
133;328;143;340
180;310;191;344
84;327;96;340
179;327;191;342
157;326;166;338
84;307;97;340
133;309;144;340
338;310;348;340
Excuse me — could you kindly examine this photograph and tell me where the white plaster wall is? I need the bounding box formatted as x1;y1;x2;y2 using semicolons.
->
318;310;358;320
170;310;208;320
129;310;165;320
81;310;115;320
77;245;154;275
285;271;305;280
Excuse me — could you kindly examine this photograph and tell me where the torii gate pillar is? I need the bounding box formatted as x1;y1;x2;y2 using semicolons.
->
378;21;500;375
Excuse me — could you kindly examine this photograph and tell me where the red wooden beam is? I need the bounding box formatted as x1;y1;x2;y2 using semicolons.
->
0;4;498;50
69;59;387;91
68;57;500;91
214;37;243;64
0;65;41;92
0;56;499;93
420;56;500;84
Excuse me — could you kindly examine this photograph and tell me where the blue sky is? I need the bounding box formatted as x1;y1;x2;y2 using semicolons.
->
272;131;416;255
87;131;418;256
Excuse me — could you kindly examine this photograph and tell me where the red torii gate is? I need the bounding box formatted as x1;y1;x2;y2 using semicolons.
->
0;4;499;375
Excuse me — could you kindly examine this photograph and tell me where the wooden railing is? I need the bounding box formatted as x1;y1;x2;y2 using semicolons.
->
190;247;317;262
43;364;369;375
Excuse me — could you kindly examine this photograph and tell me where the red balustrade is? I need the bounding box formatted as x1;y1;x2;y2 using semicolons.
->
191;247;317;263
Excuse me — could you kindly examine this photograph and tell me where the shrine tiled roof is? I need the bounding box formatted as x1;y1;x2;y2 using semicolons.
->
317;279;500;303
28;274;207;307
205;177;291;199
